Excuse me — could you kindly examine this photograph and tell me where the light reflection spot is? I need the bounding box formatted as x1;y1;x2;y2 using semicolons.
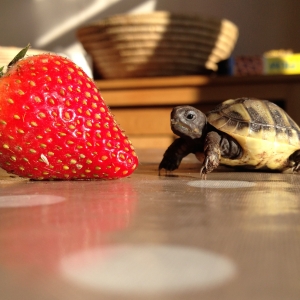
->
187;180;256;189
0;195;66;207
60;245;237;294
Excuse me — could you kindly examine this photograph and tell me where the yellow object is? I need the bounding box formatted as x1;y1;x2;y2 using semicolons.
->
264;53;300;75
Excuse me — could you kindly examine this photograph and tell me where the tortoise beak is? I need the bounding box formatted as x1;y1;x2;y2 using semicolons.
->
193;128;200;134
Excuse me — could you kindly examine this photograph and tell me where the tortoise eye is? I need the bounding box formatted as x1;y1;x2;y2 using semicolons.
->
186;113;195;120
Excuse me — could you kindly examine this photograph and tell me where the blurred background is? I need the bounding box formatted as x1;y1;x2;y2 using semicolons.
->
2;0;300;149
2;0;300;58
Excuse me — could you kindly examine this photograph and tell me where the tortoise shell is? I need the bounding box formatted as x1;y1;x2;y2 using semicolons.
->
206;98;300;170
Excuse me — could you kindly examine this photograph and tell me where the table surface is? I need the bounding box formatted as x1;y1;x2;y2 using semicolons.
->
0;149;300;300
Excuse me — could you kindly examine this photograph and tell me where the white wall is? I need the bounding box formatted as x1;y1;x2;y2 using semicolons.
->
1;0;300;56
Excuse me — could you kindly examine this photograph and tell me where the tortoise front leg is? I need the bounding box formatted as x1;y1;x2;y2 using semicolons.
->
159;137;197;174
200;131;221;178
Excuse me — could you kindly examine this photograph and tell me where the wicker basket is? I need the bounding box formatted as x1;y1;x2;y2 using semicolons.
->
77;11;239;79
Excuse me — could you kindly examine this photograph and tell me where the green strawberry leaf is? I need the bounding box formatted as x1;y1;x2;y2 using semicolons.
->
7;44;31;69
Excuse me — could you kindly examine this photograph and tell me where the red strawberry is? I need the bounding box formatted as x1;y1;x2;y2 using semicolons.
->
0;45;138;180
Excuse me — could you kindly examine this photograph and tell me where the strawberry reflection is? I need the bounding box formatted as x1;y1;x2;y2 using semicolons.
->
0;180;137;272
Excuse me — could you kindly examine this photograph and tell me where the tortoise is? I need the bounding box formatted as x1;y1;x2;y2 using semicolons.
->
159;97;300;177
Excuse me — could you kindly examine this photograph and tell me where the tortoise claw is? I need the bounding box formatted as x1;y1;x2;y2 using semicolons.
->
200;169;207;180
292;163;300;173
158;168;172;176
200;161;208;180
158;168;163;176
199;148;220;179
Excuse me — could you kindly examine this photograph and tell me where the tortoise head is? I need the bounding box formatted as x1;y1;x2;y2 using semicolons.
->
170;106;207;139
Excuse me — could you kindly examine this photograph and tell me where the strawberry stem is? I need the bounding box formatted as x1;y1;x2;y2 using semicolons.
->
7;44;31;69
0;44;31;78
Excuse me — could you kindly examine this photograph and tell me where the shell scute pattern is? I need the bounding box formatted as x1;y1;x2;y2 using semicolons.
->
207;98;300;147
244;100;271;125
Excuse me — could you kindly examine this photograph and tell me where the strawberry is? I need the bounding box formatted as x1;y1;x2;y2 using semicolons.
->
0;45;138;180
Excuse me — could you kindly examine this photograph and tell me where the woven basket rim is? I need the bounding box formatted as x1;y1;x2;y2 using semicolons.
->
78;11;238;34
77;12;238;78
